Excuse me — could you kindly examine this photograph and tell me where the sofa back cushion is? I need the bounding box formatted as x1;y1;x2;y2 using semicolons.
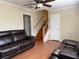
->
11;30;26;42
0;31;13;47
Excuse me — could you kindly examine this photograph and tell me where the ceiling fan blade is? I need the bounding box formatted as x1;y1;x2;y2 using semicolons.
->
34;0;46;3
34;0;55;3
46;0;55;2
24;3;37;6
43;3;52;7
43;0;55;3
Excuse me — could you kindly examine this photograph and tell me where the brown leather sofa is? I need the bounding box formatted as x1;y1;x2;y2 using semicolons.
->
0;30;35;59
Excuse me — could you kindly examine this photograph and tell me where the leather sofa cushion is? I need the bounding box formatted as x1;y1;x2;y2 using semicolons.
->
0;43;21;58
77;56;79;59
11;30;26;42
49;56;59;59
0;31;12;47
21;39;34;46
21;39;35;51
60;46;77;59
76;41;79;54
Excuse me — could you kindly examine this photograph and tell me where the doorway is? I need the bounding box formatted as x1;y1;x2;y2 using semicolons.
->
50;13;60;41
23;14;31;36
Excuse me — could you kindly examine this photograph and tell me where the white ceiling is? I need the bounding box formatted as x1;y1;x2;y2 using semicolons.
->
2;0;79;9
48;0;79;9
2;0;35;6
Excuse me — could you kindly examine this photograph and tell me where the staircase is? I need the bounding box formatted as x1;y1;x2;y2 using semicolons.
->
34;10;49;43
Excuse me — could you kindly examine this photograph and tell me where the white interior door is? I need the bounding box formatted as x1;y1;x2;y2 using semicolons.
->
50;13;60;40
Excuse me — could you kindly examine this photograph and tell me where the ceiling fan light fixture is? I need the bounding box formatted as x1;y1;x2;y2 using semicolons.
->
37;3;43;8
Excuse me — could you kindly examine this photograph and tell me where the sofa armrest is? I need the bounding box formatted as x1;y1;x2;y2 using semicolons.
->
62;39;77;47
26;36;35;40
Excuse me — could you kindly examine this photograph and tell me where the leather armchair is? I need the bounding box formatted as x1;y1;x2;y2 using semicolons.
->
49;39;79;59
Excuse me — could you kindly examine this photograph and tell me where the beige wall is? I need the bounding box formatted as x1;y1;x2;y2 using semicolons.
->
49;7;79;41
0;1;43;36
0;2;23;31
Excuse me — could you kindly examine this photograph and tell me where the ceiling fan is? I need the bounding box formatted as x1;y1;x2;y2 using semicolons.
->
24;0;55;9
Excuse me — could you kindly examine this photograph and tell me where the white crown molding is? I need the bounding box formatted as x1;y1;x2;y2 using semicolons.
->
0;0;37;12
